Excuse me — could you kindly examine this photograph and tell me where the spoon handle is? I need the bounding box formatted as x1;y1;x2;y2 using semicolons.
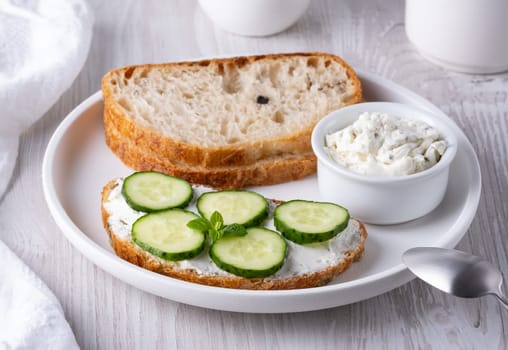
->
494;292;508;310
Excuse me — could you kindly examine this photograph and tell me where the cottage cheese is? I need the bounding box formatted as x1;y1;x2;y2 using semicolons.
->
103;179;363;278
325;112;447;176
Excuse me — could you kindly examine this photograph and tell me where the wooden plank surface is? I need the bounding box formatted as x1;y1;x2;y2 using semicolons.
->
1;0;507;348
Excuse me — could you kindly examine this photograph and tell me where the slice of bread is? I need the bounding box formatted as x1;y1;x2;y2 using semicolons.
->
102;53;362;185
101;179;368;290
106;122;316;189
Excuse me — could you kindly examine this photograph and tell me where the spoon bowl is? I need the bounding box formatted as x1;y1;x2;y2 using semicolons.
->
402;247;508;309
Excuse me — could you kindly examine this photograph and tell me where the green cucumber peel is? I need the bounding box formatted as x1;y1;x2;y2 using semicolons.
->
187;211;247;243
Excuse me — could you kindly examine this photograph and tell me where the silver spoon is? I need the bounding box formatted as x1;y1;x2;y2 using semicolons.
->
402;247;508;309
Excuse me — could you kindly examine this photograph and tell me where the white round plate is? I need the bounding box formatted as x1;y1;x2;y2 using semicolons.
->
42;71;481;313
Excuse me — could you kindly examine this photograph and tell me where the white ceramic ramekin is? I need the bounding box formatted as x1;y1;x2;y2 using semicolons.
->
198;0;311;37
311;102;458;225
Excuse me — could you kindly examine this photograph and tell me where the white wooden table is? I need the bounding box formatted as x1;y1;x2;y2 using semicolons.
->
1;0;507;348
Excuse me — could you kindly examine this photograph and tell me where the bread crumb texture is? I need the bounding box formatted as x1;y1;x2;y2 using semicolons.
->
104;54;360;146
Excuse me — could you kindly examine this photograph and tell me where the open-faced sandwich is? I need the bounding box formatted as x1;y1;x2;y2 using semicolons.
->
101;171;367;290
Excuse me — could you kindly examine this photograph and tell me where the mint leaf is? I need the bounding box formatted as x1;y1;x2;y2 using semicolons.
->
189;211;243;244
210;211;223;231
187;218;210;232
222;224;247;237
209;228;223;243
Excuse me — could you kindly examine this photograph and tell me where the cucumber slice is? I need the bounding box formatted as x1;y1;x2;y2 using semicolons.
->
197;190;268;227
122;171;192;212
210;227;287;278
132;209;205;261
274;200;349;244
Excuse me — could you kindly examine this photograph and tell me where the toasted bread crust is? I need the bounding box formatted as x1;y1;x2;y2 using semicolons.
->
102;52;363;169
101;180;367;290
104;105;314;168
105;123;317;189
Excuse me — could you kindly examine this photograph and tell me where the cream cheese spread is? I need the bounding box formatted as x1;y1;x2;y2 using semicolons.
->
325;112;448;176
104;179;363;278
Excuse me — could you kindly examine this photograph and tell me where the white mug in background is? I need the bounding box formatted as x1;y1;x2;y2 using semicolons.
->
198;0;311;37
405;0;508;74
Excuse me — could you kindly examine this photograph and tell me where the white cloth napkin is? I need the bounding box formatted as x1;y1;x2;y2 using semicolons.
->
0;0;93;198
0;240;79;349
0;0;93;348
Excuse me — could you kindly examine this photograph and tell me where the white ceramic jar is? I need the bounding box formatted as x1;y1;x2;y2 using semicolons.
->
405;0;508;74
198;0;311;37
